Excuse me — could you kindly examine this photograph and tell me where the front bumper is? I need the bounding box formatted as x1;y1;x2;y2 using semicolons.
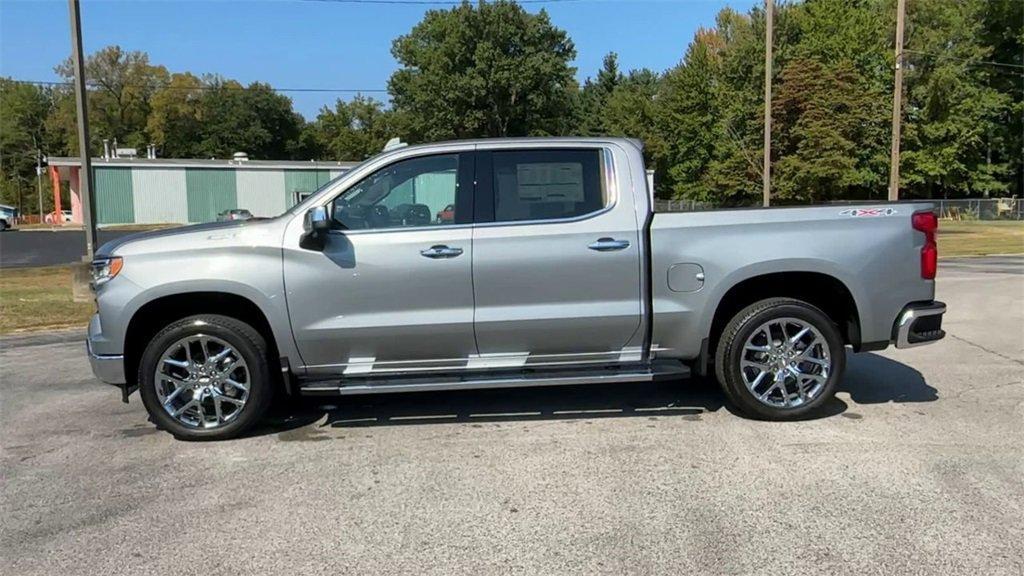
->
87;338;126;384
893;301;946;349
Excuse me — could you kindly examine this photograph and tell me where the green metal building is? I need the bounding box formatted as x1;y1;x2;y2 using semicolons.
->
48;157;359;225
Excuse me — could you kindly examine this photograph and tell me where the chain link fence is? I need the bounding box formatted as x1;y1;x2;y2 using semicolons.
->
931;198;1023;221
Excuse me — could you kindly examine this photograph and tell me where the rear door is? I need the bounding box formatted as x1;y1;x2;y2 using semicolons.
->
470;145;643;367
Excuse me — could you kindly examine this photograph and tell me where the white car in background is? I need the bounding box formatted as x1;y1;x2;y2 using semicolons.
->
44;210;73;224
0;204;16;231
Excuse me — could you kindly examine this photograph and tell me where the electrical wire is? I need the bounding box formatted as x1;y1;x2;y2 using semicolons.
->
296;0;581;4
900;49;1024;72
4;79;388;93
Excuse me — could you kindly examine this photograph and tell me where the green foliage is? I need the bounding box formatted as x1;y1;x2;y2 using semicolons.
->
388;0;577;139
600;0;1021;203
147;75;308;160
192;80;305;160
0;0;1019;209
53;46;169;154
146;72;205;157
0;78;54;212
900;0;1017;198
772;59;889;202
309;96;404;161
576;53;623;136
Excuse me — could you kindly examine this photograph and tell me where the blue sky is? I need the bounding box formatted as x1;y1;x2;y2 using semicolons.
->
0;0;756;119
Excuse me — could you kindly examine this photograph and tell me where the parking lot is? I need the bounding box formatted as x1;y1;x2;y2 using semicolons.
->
1;256;1021;576
0;229;137;268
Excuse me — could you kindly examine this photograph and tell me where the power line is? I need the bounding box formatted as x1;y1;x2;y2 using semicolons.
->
6;79;389;93
296;0;581;4
900;49;1024;72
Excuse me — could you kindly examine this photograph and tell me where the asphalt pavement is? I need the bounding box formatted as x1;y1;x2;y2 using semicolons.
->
1;257;1022;575
0;229;138;268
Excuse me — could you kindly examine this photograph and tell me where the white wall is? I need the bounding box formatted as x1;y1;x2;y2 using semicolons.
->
236;170;287;217
131;168;188;224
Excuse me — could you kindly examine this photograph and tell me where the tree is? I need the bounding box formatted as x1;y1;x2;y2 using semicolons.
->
652;8;770;204
191;80;305;160
388;0;577;140
576;53;623;136
772;59;888;202
310;96;403;160
978;0;1023;197
146;72;205;158
0;78;54;213
900;0;1015;198
53;45;169;154
654;30;723;201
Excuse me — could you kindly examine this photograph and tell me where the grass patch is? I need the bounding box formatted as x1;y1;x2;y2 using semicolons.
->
938;221;1024;257
0;266;93;334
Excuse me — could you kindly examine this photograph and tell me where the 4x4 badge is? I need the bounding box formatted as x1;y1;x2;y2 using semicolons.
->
839;207;898;217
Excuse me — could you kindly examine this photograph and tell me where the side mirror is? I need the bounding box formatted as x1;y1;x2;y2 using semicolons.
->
304;206;331;234
301;206;331;250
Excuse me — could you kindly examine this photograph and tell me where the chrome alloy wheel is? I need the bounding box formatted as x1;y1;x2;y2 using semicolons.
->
740;317;831;409
154;335;250;429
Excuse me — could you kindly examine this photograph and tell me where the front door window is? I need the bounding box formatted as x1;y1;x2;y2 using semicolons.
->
331;154;460;230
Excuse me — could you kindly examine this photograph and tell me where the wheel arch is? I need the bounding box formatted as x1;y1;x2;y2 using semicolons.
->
705;268;863;362
123;290;284;390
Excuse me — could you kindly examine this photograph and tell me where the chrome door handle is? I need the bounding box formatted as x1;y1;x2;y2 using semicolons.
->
420;245;463;259
588;238;630;252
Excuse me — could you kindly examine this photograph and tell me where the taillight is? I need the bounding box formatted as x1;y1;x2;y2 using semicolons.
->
912;210;938;279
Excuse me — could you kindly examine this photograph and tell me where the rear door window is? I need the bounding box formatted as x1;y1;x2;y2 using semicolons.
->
485;149;606;223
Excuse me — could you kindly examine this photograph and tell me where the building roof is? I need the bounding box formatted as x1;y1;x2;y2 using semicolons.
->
47;157;361;171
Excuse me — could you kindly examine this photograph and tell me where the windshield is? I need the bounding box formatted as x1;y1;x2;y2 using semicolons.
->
287;153;381;216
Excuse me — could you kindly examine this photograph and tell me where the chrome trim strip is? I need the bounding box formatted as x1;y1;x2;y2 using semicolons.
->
895;303;946;349
326;223;473;236
466;353;529;369
304;349;635;372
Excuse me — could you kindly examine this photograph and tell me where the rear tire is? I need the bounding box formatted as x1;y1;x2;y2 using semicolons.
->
715;298;845;420
138;314;273;440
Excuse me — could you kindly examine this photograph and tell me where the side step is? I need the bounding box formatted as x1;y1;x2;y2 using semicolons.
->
298;362;691;397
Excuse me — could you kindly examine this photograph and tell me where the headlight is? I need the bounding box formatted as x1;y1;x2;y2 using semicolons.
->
90;256;123;287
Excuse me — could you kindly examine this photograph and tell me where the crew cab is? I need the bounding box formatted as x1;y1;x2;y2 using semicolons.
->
87;138;946;440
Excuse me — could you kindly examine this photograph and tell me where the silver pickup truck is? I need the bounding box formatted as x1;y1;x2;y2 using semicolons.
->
87;137;945;439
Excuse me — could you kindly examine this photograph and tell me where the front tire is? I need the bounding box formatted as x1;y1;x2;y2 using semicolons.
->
138;314;273;440
715;298;845;420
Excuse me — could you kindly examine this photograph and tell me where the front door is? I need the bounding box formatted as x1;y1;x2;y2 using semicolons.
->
470;147;643;367
284;152;477;375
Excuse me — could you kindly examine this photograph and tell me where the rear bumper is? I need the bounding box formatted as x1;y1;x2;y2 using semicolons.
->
893;301;946;349
87;338;126;384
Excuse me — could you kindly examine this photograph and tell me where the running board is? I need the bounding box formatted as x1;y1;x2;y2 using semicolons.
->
298;362;690;396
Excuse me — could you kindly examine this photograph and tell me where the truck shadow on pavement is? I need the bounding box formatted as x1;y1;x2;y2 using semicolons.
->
251;352;936;439
839;352;938;405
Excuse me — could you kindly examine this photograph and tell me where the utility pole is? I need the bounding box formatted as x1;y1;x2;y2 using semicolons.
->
36;150;44;223
68;0;97;258
888;0;907;202
762;0;774;207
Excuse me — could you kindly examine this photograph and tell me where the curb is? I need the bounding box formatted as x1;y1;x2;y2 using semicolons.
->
0;328;83;348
